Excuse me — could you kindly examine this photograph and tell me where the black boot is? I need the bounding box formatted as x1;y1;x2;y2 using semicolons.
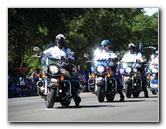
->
119;95;125;102
71;85;81;106
117;80;125;102
74;96;81;106
142;80;149;98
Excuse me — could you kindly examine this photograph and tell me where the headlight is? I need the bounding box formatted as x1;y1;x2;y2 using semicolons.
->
133;68;137;72
125;67;132;74
152;68;158;73
97;66;105;73
49;65;59;74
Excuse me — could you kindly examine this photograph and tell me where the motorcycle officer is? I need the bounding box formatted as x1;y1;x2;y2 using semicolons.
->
94;40;125;102
42;34;81;106
121;43;149;98
151;50;158;66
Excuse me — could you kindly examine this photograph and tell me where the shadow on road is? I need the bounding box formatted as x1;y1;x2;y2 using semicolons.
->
104;99;145;103
55;104;124;109
47;95;158;110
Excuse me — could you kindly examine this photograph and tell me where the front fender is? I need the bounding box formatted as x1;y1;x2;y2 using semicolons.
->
96;77;105;86
124;80;132;84
48;84;59;89
96;81;105;86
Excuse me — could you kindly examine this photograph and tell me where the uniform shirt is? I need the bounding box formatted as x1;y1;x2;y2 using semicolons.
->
43;46;74;60
94;49;117;60
121;51;142;62
94;48;117;66
151;57;158;66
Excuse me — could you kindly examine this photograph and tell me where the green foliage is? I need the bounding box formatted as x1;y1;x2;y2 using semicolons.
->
8;8;158;76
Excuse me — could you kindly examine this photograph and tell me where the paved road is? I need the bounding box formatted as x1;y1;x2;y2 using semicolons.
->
8;90;159;122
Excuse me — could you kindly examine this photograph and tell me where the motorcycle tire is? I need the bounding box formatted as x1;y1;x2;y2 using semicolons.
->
152;91;157;94
106;94;114;102
97;86;105;102
133;91;140;97
60;100;71;107
45;88;57;108
125;84;132;98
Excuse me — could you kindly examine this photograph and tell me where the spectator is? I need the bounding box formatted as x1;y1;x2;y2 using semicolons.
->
19;63;26;77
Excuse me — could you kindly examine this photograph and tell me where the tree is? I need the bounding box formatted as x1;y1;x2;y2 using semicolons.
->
8;8;158;76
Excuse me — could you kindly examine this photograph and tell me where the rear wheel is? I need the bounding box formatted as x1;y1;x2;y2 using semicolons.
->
60;100;71;107
97;86;105;102
133;91;140;97
152;91;157;94
106;94;114;102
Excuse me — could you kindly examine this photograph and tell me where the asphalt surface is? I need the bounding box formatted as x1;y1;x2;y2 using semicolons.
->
8;89;159;122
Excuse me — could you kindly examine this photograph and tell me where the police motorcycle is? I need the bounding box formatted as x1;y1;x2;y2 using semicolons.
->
142;44;158;94
84;49;119;102
33;46;81;108
146;63;158;94
120;60;143;98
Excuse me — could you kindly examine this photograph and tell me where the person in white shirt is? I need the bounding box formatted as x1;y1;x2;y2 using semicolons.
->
151;50;158;66
94;41;117;59
43;34;81;105
94;40;124;102
121;43;149;97
121;43;143;62
43;34;74;61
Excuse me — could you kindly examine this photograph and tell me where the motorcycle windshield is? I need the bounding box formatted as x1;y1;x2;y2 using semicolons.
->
121;62;134;68
118;62;135;74
93;60;108;70
47;57;60;65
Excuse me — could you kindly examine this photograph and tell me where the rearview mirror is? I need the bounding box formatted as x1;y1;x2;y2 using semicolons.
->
84;53;89;58
69;51;74;56
33;46;40;52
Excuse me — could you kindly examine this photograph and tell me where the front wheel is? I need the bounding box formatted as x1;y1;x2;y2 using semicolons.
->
45;88;57;108
125;84;132;98
97;86;105;102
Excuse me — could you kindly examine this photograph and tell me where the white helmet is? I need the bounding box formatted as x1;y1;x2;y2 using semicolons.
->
55;34;66;42
128;43;136;49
